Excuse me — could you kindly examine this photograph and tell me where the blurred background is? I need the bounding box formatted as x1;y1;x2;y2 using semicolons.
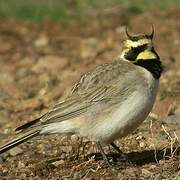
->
0;0;179;21
0;0;179;179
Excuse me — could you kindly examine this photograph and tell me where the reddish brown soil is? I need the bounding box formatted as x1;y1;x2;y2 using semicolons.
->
0;7;180;179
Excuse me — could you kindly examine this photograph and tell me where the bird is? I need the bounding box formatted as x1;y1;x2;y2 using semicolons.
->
0;26;162;166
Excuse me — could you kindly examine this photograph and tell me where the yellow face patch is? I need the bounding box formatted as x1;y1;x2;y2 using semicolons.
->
136;50;157;60
124;39;152;48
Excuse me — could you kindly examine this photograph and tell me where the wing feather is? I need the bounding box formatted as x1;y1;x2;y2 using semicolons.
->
40;86;108;124
40;60;134;124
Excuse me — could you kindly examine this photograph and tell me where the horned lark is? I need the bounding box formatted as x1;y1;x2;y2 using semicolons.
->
0;26;162;165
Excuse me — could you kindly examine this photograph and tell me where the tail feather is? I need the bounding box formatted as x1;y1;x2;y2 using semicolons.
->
15;116;42;132
0;130;40;154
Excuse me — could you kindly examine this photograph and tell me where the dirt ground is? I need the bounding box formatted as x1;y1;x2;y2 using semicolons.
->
0;7;180;180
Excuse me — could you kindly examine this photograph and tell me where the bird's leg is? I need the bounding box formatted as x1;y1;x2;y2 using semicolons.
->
74;137;83;160
82;141;91;157
111;142;131;164
96;142;114;167
110;142;123;154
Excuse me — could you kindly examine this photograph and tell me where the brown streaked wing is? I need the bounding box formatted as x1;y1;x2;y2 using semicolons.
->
40;60;135;124
40;86;108;124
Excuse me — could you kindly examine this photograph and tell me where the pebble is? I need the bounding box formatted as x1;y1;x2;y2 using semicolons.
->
63;178;69;180
9;147;23;157
149;112;159;120
61;146;73;154
60;153;66;160
19;173;27;179
136;135;143;140
2;167;8;175
34;35;49;47
139;141;145;148
149;165;156;169
71;135;79;144
117;172;124;179
83;178;92;180
159;160;164;165
18;161;26;168
125;168;136;178
73;172;80;179
52;160;65;167
154;173;163;180
3;128;10;134
142;168;152;176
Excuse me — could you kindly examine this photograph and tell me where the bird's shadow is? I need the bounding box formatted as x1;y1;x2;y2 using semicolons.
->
87;147;180;166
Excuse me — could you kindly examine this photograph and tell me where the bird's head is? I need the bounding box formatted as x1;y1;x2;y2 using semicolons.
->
120;26;162;79
121;26;159;62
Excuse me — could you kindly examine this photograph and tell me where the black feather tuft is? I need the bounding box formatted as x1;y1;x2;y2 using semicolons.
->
15;116;42;132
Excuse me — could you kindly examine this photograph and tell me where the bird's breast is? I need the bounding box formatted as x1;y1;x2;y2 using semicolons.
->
87;71;159;143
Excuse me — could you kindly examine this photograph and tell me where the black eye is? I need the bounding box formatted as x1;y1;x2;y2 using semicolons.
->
124;44;148;61
124;49;138;61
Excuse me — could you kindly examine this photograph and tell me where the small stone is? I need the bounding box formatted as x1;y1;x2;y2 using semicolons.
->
63;178;69;180
149;165;156;169
154;173;163;180
19;173;27;179
136;135;143;140
142;168;152;177
73;172;80;179
139;141;145;148
9;147;23;156
18;161;26;168
52;160;65;167
60;153;66;160
83;178;92;180
117;172;123;178
34;35;49;47
158;160;164;165
149;112;159;120
61;146;73;154
2;167;8;174
71;135;79;143
3;128;10;134
125;168;137;178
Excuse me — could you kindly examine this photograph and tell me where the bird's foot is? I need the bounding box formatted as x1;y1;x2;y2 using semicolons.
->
116;153;132;165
